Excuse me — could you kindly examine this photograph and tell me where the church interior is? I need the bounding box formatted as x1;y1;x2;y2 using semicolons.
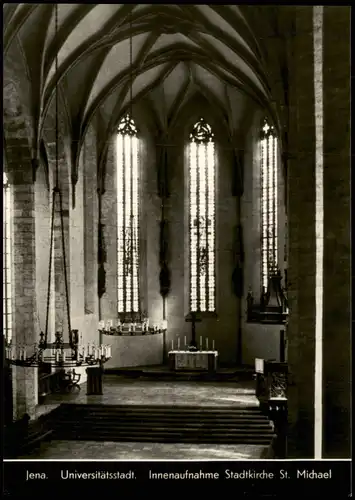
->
3;4;350;460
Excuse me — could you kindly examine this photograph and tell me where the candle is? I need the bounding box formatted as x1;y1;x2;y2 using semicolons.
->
171;340;174;351
23;348;27;360
213;340;215;351
184;336;187;348
55;350;59;363
206;338;208;350
177;337;180;350
200;337;202;350
62;351;66;362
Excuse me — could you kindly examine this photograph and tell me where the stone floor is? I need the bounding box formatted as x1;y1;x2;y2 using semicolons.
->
19;440;266;460
36;375;258;416
25;376;266;460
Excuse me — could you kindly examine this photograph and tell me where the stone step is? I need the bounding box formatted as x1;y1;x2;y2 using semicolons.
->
53;432;273;445
58;404;262;414
49;403;272;446
53;416;271;426
52;420;273;431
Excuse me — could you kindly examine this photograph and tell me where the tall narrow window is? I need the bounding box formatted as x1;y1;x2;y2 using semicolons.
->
3;172;13;343
116;115;140;318
189;118;216;312
260;118;278;290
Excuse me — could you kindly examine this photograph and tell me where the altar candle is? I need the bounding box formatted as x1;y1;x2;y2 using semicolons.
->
62;351;66;362
213;340;215;351
108;346;111;358
184;336;187;348
171;340;174;351
177;337;180;350
55;350;60;363
23;348;27;361
206;338;208;350
200;337;202;350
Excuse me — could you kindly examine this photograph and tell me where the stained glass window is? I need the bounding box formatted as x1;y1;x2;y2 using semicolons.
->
189;118;216;312
3;172;13;343
116;115;140;316
260;118;278;290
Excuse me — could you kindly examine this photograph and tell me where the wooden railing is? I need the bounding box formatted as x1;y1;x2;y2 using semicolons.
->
255;359;288;458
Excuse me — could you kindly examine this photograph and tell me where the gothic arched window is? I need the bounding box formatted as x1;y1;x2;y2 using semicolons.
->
116;115;140;317
260;118;278;290
189;118;216;312
3;172;13;343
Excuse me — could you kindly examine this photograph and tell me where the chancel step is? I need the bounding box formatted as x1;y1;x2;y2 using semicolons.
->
49;404;274;445
104;366;255;382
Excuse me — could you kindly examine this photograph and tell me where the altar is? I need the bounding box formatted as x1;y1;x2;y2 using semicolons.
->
168;350;218;373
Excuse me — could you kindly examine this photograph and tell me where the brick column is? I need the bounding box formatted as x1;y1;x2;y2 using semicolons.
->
322;7;351;458
286;7;317;458
10;149;38;419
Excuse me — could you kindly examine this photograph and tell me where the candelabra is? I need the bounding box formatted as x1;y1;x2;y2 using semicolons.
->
99;319;167;336
4;331;112;368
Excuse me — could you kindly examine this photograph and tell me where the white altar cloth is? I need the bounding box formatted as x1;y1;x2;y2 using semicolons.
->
168;350;218;371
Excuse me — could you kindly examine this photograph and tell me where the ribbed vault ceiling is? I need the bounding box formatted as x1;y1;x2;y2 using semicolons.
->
4;4;276;169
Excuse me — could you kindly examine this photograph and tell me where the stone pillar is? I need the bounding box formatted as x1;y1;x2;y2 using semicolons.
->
286;6;317;458
12;161;38;419
322;7;351;458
